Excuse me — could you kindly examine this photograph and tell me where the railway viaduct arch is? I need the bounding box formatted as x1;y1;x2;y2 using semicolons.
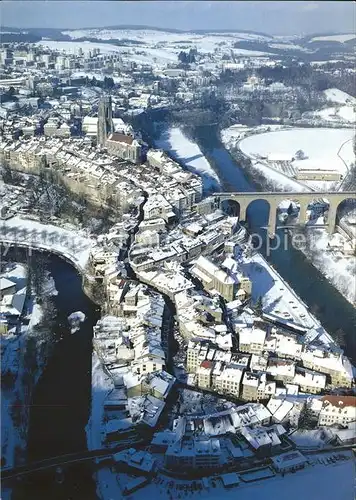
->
213;191;356;237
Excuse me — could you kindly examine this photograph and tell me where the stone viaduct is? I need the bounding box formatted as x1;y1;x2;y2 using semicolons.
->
213;191;356;237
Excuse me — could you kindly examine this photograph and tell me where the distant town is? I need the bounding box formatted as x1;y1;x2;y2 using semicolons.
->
0;18;355;500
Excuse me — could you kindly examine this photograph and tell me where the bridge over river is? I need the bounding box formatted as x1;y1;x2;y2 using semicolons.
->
2;441;355;484
213;191;356;237
1;435;147;483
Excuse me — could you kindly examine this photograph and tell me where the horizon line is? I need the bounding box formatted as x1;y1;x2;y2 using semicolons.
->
2;24;355;39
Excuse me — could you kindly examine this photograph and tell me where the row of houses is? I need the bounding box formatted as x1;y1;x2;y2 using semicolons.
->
0;139;204;223
129;209;239;274
235;317;353;389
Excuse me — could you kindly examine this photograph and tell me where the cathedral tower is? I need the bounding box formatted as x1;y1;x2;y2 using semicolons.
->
97;95;113;146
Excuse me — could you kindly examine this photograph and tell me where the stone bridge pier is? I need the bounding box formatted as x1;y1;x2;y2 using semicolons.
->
215;191;356;239
237;200;279;238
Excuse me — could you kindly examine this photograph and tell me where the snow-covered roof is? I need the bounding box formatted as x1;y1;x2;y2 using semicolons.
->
0;288;26;316
271;450;308;470
272;400;294;423
0;277;16;291
239;326;266;346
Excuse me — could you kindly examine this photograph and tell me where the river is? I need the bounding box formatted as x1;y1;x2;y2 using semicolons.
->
11;252;99;500
193;124;356;363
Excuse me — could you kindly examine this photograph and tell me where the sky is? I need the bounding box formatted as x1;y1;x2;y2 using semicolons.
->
1;1;355;36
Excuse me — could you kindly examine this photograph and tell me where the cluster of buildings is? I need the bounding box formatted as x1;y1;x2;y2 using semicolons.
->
0;99;204;221
0;40;215;136
149;390;356;472
185;308;353;399
1;38;355;492
0;135;143;211
151;403;278;470
129;208;240;274
0;264;27;334
92;282;175;444
81;155;354;453
191;255;252;302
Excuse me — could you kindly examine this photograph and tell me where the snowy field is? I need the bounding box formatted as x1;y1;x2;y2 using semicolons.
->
155;127;220;191
61;28;274;55
38;32;272;67
238;128;355;177
306;88;356;125
311;106;355;125
312;92;355;124
60;28;356;60
324;88;356;106
221;124;286;145
313;107;353;124
0;216;97;271
310;34;356;43
221;125;311;191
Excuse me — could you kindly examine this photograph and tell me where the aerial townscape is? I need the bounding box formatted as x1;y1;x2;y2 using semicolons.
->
0;1;355;500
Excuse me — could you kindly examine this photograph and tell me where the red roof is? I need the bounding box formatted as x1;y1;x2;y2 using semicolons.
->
201;360;213;369
321;396;356;408
107;133;134;145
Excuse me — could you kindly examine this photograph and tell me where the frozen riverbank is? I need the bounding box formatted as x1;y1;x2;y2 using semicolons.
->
0;216;97;272
155;126;220;192
296;228;356;306
1;263;57;470
85;351;114;451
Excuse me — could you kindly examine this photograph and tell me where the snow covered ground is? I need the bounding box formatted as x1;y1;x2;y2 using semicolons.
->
37;35;269;69
61;28;274;57
299;228;356;305
1;264;57;469
251;161;310;191
324;88;356;106
221;125;311;191
221;124;286;146
310;34;356;43
311;106;355;124
237;128;355;178
306;88;356;125
62;28;274;45
85;352;114;451
155;127;221;192
237;250;335;344
97;450;354;500
0;216;97;271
